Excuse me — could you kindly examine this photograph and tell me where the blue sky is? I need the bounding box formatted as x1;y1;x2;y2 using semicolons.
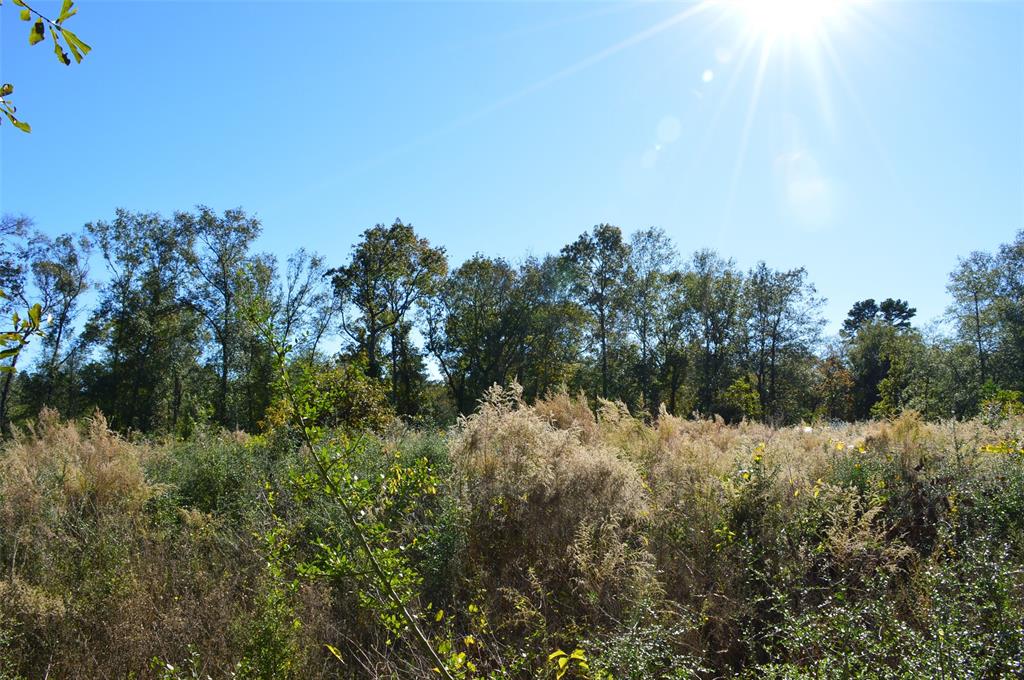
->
2;0;1022;333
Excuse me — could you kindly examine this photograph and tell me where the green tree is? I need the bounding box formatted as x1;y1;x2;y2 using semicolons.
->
946;251;999;404
681;250;743;416
330;220;447;413
25;230;91;415
624;227;677;414
994;230;1024;391
425;255;531;414
561;224;630;400
178;206;262;427
517;255;586;402
743;263;824;423
85;210;202;432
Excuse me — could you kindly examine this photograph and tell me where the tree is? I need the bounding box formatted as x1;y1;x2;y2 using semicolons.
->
681;250;743;415
331;220;447;413
843;297;916;336
0;217;46;432
994;231;1024;391
1;0;90;133
743;263;824;423
879;298;916;328
177;206;262;427
517;255;586;402
28;230;91;412
947;251;998;390
841;299;879;337
813;352;855;421
624;227;677;414
425;255;531;414
85;210;201;432
277;248;339;362
561;224;630;400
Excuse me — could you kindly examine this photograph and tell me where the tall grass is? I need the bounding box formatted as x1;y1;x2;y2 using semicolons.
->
0;397;1022;677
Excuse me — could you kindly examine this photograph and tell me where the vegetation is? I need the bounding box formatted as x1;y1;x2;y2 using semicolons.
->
3;214;1024;430
1;397;1023;677
0;215;1023;676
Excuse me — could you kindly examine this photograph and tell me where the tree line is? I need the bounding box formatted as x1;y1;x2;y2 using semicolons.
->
1;207;1021;434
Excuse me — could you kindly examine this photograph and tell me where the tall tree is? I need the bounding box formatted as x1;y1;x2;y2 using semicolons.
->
994;231;1024;391
947;251;998;389
426;255;531;414
29;231;91;411
624;227;677;414
177;206;261;427
681;250;743;415
561;224;630;400
85;210;200;432
331;220;446;413
518;255;586;402
743;263;824;423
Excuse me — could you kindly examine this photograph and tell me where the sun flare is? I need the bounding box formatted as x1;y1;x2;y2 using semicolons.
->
733;0;853;42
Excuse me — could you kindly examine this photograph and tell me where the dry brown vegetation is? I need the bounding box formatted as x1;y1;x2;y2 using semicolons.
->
1;394;1023;678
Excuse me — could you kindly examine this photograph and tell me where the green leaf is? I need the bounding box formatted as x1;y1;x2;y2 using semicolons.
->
0;84;12;97
19;8;30;20
49;27;70;65
0;348;21;360
28;304;42;327
324;644;343;662
62;30;90;62
11;118;31;133
29;19;44;46
58;0;76;23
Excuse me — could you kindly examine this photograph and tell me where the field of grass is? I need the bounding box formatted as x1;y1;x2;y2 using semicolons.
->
2;392;1023;678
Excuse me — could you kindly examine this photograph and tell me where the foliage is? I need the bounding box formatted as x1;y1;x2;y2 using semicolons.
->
1;0;90;133
1;398;1024;677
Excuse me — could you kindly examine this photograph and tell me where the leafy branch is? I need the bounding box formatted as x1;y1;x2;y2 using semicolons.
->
0;291;45;370
1;0;91;133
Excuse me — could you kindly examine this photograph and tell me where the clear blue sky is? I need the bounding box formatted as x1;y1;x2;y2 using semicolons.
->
2;1;1022;332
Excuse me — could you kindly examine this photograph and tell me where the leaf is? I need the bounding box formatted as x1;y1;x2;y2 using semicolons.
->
19;8;30;20
0;348;21;360
62;29;91;62
29;304;42;326
548;650;566;661
29;19;44;46
58;0;76;23
11;118;31;133
0;84;12;97
324;644;343;662
50;27;70;65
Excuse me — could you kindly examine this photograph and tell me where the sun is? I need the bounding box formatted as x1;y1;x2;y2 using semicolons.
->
733;0;853;43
